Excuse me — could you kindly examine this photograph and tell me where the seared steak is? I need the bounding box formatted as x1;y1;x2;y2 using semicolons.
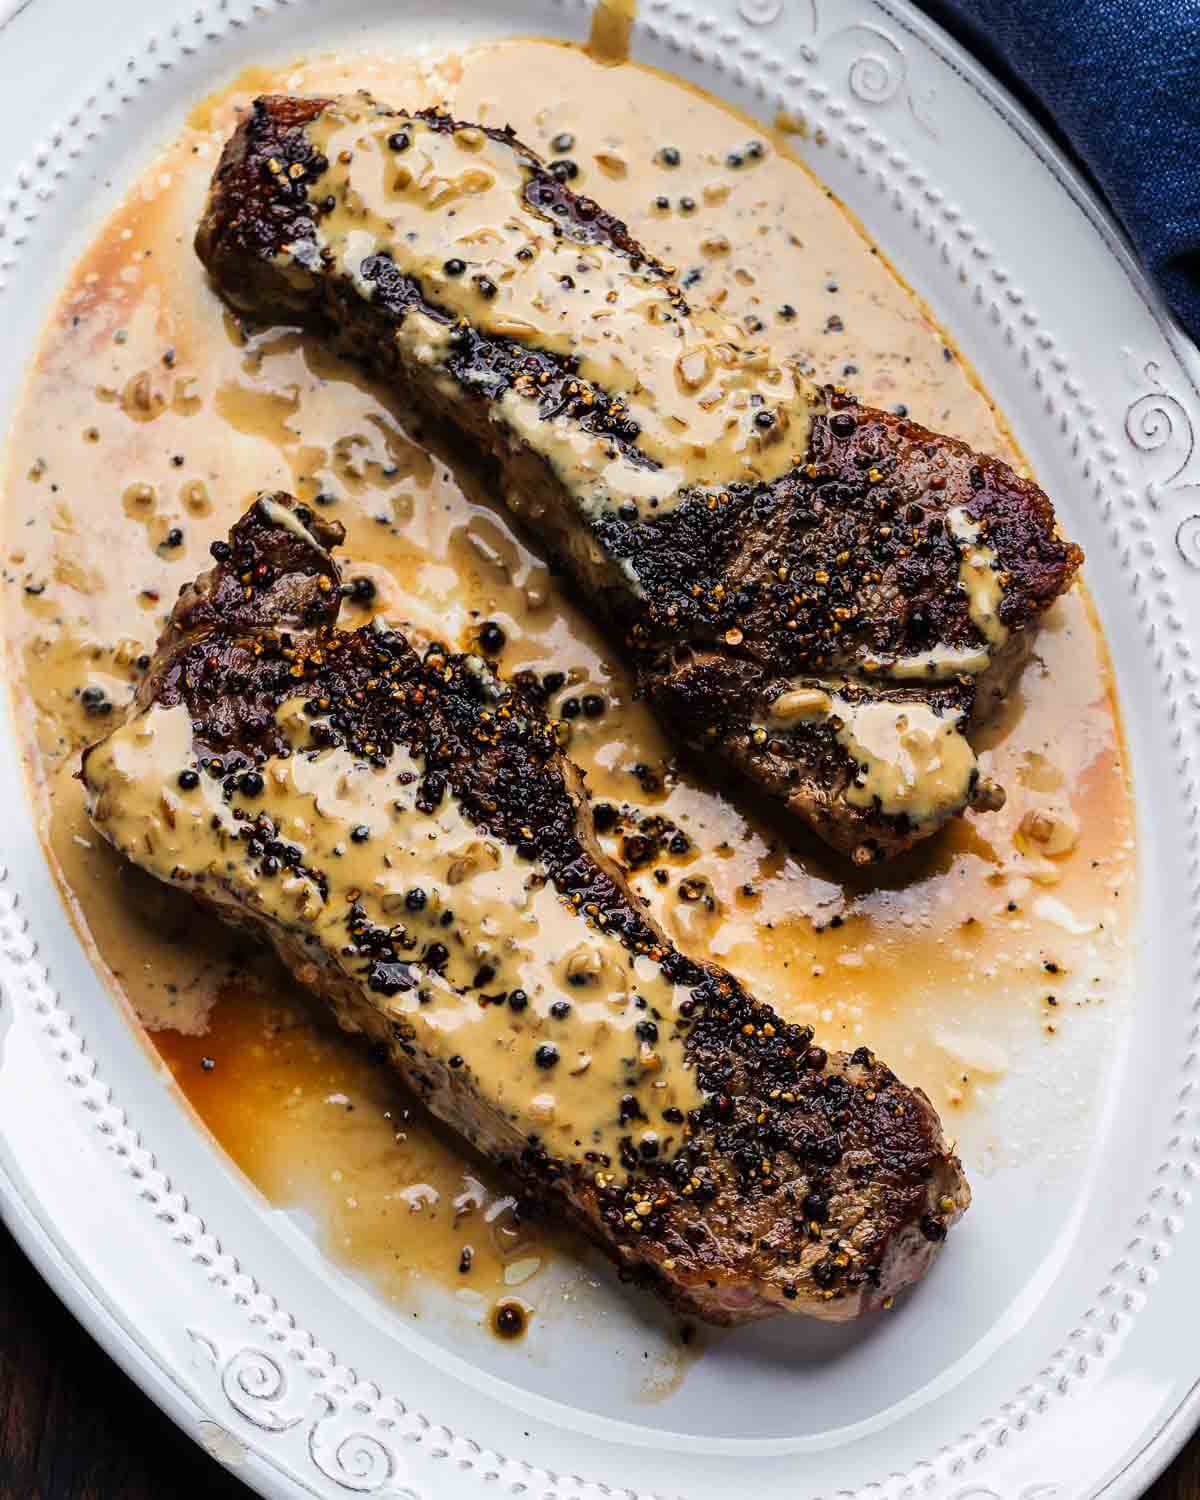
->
195;93;1083;862
81;495;969;1324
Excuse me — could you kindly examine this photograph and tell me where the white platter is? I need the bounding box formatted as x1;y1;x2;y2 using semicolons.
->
2;0;1200;1495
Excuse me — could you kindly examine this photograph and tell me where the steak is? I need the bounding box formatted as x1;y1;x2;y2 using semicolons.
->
195;93;1083;862
81;495;969;1324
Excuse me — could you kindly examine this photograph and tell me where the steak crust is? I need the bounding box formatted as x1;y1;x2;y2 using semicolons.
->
81;495;969;1324
195;94;1083;862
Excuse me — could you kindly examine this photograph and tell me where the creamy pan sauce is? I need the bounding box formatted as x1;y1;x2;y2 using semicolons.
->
2;39;1133;1344
85;693;707;1167
302;98;814;518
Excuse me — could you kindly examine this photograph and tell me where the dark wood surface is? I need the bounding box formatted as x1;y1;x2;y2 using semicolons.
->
0;1223;245;1498
0;1217;1195;1498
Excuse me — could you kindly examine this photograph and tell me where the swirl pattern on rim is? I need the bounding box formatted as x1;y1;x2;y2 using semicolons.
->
1123;355;1200;566
0;0;1195;1495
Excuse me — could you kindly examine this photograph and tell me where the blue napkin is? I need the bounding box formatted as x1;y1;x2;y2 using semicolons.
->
918;0;1200;342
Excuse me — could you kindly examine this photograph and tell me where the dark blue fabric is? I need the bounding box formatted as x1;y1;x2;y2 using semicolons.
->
915;0;1200;341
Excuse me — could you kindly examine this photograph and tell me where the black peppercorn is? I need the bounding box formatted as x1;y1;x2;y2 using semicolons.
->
581;693;604;718
405;887;427;912
443;257;466;276
350;824;370;843
348;576;376;604
240;771;264;797
551;131;575;153
508;990;528;1013
387;130;411;152
812;1258;840;1288
80;686;112;717
416;775;445;815
534;1043;559;1069
919;1213;948;1243
561;696;581;719
549;1000;571;1019
478;620;505;653
493;1302;525;1338
656;145;681;167
177;769;199;790
549;158;579;182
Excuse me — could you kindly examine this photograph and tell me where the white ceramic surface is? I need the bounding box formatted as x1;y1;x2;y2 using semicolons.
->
1;1;1199;1496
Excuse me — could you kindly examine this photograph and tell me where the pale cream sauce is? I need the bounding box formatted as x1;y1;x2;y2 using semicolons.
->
860;643;992;681
766;681;978;827
947;506;1008;649
753;498;1015;827
85;694;703;1168
2;39;1135;1331
834;696;973;823
302;99;812;519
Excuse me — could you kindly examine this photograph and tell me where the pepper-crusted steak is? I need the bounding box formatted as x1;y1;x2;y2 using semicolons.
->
81;495;969;1324
195;93;1083;862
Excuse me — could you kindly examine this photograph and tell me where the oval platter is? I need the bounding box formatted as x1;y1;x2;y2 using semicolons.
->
2;1;1200;1497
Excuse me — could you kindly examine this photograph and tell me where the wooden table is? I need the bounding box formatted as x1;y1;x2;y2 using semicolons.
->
0;1221;1194;1498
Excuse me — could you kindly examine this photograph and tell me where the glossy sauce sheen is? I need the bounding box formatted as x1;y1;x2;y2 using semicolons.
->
2;40;1134;1344
85;695;707;1167
302;99;814;519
